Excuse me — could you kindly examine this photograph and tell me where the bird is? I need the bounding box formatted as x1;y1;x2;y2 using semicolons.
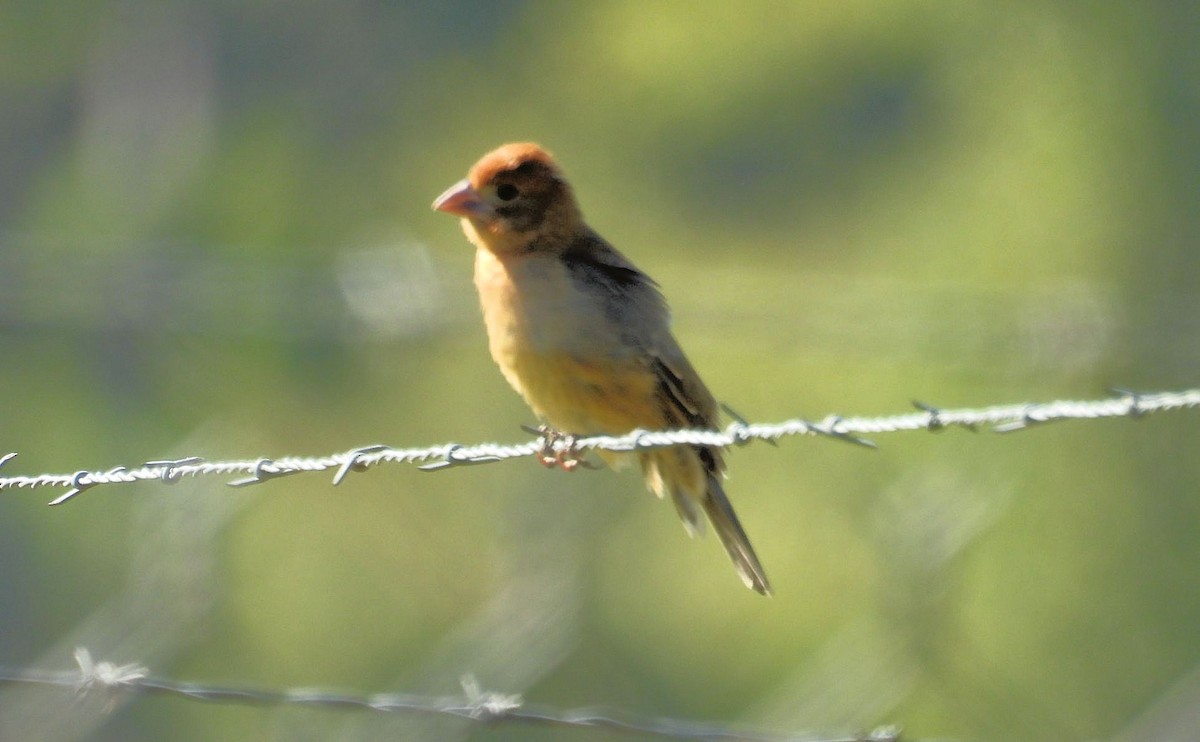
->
432;142;771;595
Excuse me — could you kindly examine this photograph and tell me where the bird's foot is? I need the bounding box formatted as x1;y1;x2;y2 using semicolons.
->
533;425;595;471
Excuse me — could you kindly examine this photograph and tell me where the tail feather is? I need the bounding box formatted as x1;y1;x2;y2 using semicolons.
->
669;489;705;538
641;447;771;595
641;449;706;536
702;474;772;596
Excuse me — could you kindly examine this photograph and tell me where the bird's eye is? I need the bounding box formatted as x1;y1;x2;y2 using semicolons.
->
496;183;519;201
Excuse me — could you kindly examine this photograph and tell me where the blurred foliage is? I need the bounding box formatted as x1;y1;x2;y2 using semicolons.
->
1;2;1199;741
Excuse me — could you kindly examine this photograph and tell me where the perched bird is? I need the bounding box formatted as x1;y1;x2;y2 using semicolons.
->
432;143;771;595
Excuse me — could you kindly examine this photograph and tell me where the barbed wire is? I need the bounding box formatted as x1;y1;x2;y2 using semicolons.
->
0;648;900;742
0;388;1196;507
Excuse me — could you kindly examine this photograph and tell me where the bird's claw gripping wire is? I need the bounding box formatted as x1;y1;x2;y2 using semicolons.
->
523;424;596;471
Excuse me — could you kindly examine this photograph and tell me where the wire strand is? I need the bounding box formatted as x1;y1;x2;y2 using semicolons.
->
0;648;899;742
0;388;1195;506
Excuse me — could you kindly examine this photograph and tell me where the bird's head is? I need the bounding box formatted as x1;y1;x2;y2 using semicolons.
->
433;143;582;254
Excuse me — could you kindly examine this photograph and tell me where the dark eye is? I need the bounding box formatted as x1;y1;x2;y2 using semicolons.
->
496;183;519;201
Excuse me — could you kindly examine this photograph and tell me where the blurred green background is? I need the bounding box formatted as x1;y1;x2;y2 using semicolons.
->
1;2;1198;740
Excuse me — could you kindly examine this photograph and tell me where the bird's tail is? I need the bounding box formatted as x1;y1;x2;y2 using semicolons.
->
641;447;772;595
702;474;772;596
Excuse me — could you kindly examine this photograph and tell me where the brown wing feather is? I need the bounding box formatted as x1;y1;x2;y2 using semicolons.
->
647;333;772;595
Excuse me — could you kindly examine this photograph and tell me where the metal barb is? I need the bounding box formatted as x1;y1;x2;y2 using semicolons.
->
866;724;903;742
991;420;1026;433
460;674;522;720
72;647;147;713
144;457;204;485
813;416;878;449
226;458;301;487
418;444;502;472
912;400;946;432
73;647;147;691
725;421;754;446
519;423;544;437
993;405;1042;433
50;467;129;506
49;470;98;506
1110;387;1146;419
331;445;390;485
2;388;1198;497
721;403;777;447
0;652;896;740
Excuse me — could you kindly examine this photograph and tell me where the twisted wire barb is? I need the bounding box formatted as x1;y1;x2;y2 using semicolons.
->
0;648;899;742
1;389;1196;506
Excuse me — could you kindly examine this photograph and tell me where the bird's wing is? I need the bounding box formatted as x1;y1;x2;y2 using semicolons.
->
649;348;716;428
559;230;721;438
559;231;661;306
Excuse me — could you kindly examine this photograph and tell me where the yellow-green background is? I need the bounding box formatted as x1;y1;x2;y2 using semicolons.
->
1;2;1197;740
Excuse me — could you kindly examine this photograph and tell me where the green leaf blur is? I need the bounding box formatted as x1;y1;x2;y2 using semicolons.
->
1;2;1197;741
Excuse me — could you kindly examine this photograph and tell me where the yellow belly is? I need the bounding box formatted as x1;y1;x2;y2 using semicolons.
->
502;349;662;435
474;247;663;435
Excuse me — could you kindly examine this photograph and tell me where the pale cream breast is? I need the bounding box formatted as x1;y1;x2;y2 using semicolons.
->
474;247;620;360
473;247;662;434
